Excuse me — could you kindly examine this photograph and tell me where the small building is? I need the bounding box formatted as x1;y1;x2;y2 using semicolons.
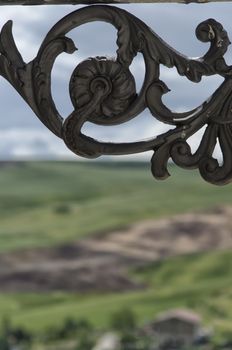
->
145;309;203;348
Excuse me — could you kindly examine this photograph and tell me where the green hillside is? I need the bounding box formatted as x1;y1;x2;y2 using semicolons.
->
0;161;232;251
0;161;232;345
0;249;231;343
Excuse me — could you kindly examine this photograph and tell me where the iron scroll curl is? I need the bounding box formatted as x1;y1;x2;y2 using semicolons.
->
0;5;232;185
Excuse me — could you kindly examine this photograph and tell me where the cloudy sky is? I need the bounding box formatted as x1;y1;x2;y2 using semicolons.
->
0;2;232;160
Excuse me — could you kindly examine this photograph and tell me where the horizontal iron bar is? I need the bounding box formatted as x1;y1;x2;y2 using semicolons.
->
0;0;230;5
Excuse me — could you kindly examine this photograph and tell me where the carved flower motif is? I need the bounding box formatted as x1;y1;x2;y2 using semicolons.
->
69;57;136;121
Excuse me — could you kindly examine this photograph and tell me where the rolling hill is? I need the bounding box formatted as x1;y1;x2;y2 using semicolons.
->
0;161;232;344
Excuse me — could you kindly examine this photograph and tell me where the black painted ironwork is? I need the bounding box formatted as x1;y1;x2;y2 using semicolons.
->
0;0;227;5
1;5;232;185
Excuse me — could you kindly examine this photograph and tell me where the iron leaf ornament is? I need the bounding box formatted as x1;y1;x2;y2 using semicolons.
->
1;6;232;185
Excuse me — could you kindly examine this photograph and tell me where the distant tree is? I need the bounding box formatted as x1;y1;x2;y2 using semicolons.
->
0;317;32;349
74;319;92;332
0;336;9;350
56;318;79;338
45;317;93;341
137;335;154;350
63;317;92;337
120;332;154;350
9;327;32;344
111;308;137;333
1;317;11;337
120;331;138;350
54;204;71;215
75;331;94;350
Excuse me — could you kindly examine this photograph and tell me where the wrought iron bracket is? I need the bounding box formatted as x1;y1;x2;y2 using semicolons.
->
1;5;232;185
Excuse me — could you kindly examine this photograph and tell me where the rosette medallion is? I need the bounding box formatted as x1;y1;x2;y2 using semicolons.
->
1;6;232;184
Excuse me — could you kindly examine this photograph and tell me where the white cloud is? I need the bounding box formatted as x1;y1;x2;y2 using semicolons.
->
0;128;76;160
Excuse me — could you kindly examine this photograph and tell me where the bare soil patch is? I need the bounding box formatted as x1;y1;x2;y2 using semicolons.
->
0;206;231;292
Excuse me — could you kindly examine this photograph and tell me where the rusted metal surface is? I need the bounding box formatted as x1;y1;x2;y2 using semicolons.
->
1;5;232;184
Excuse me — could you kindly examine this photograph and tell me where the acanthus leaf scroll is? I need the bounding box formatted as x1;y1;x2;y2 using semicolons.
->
1;5;232;185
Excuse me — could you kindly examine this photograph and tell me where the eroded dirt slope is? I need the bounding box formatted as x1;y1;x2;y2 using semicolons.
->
0;206;231;292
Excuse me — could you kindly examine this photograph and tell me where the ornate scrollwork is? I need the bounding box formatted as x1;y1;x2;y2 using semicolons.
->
1;6;232;184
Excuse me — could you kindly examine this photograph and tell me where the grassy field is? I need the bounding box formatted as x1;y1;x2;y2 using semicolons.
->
0;249;232;343
1;161;232;251
0;161;232;344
